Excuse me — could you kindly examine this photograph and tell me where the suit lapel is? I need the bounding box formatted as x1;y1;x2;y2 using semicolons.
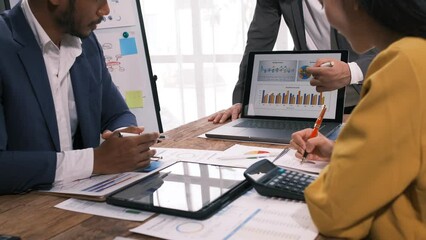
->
70;52;92;147
11;7;60;151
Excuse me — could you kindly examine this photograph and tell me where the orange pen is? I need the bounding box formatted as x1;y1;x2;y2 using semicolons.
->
301;105;327;164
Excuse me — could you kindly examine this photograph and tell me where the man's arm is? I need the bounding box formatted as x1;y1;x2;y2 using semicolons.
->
88;34;159;175
233;0;282;104
337;32;378;82
0;103;57;194
352;48;378;81
0;151;57;194
209;0;284;123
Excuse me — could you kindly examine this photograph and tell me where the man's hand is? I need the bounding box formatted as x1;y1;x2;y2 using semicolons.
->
93;131;159;174
307;59;351;92
101;126;144;140
208;103;242;124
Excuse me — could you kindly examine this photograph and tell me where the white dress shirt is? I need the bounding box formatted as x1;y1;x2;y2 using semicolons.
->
303;0;363;84
21;0;94;183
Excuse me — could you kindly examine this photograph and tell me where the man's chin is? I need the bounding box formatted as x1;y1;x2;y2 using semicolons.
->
70;30;92;39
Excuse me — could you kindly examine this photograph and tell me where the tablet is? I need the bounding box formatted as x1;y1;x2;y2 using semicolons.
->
106;161;251;220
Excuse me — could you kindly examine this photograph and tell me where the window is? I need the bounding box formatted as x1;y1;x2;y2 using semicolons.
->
140;0;293;131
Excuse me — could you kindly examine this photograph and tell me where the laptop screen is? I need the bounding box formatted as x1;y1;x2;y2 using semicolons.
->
243;51;347;121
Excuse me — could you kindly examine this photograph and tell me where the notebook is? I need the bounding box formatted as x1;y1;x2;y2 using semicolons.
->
205;50;348;144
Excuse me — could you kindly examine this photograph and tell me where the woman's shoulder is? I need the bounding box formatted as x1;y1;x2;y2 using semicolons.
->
380;37;425;63
368;37;426;77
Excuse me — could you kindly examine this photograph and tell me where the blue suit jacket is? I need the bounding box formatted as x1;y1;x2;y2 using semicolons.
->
0;6;137;194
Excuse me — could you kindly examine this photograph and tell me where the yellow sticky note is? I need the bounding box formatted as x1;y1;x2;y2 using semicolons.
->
125;90;144;108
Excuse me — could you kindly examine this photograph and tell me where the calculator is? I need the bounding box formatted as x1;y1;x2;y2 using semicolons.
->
244;159;316;201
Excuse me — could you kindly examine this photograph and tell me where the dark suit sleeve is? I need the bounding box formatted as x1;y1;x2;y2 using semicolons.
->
337;33;378;81
77;34;137;138
0;151;56;194
0;75;56;194
352;48;378;80
92;35;137;131
232;0;282;104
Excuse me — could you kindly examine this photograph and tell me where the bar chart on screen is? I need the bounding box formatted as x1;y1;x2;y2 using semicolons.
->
254;86;334;115
260;89;326;106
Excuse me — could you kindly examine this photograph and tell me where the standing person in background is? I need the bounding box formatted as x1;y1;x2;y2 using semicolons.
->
290;0;426;238
209;0;377;123
0;0;159;194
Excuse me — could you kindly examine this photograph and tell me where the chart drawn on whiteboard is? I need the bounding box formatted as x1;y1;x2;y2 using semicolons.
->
97;32;142;90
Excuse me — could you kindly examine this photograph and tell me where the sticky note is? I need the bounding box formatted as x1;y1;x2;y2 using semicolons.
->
125;90;144;108
120;37;137;56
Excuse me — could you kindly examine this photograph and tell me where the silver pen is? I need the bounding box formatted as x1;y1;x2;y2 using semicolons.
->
320;61;334;67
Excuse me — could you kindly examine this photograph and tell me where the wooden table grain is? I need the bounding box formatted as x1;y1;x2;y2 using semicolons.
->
0;117;285;240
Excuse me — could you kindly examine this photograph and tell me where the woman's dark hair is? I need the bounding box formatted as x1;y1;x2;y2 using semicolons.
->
358;0;426;38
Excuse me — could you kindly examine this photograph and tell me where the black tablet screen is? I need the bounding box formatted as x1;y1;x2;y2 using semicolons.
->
108;161;247;214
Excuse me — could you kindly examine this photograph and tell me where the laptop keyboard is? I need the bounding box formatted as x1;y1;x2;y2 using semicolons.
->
235;120;316;131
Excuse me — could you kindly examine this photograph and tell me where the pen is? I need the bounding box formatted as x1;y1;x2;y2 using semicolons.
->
272;147;290;162
217;154;278;160
118;131;163;143
301;105;327;164
320;61;334;67
150;156;163;161
118;132;140;138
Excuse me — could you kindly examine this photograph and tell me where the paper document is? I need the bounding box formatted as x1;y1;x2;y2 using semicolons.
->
41;148;222;201
40;172;149;201
153;147;221;163
131;190;318;240
55;198;154;221
274;149;328;174
213;144;284;168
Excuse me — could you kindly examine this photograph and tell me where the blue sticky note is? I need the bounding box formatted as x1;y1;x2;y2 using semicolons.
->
120;37;138;56
141;161;161;172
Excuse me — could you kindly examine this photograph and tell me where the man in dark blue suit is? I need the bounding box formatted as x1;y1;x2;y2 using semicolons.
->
0;0;159;194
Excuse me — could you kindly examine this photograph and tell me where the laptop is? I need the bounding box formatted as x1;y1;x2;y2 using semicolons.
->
205;50;348;144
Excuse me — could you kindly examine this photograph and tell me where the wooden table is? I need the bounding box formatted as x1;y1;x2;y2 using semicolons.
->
0;117;285;240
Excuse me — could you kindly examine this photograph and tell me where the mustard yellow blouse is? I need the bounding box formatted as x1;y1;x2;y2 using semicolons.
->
305;37;426;239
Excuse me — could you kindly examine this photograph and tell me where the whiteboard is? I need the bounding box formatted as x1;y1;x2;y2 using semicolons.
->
95;0;163;133
6;0;163;133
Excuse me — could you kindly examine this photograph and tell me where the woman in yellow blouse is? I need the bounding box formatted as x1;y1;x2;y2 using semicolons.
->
289;0;426;238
